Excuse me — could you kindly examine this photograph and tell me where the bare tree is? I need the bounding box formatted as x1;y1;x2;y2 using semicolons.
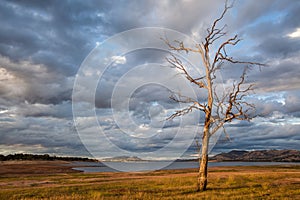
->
164;1;264;192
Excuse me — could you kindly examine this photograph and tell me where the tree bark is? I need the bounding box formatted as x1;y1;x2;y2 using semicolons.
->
197;39;213;191
197;126;210;192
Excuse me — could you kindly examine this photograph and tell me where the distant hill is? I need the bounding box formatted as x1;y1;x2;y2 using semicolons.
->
101;156;143;162
0;153;97;162
210;149;300;162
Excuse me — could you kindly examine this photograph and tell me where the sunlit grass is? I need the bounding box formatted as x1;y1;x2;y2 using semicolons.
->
0;165;299;199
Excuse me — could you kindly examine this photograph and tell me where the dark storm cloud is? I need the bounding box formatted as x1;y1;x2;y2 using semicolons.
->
17;102;73;119
247;19;300;56
234;0;300;34
0;0;221;107
0;56;74;106
0;0;110;107
252;56;300;93
0;0;299;157
220;0;300;97
94;49;172;109
284;90;300;116
212;121;300;154
0;0;112;75
258;36;300;58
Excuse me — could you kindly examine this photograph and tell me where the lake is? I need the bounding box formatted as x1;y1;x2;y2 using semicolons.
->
71;161;300;172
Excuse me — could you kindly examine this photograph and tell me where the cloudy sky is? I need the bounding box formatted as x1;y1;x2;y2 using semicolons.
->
0;0;299;160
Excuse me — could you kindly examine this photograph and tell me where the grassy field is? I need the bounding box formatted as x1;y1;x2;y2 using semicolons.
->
0;161;299;199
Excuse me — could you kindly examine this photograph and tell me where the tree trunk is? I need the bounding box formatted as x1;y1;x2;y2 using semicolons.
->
197;127;209;192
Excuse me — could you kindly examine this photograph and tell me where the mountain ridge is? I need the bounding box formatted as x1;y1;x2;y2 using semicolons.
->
210;149;300;162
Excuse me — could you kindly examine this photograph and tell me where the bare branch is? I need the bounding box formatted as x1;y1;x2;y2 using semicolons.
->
169;93;207;111
161;37;200;53
209;24;227;44
223;67;255;122
209;66;257;137
166;102;203;121
204;0;233;48
210;27;266;75
166;92;208;121
166;54;207;89
210;121;224;136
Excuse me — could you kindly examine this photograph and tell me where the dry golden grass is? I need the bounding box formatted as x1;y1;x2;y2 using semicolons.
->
0;162;299;199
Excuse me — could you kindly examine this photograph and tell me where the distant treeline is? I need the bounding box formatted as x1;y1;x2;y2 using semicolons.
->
0;153;97;162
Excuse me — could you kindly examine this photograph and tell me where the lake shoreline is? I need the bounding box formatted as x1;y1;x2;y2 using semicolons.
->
0;160;299;176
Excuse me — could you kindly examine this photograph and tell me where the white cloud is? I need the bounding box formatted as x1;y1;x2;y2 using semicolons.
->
0;109;8;114
287;28;300;38
111;55;127;66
